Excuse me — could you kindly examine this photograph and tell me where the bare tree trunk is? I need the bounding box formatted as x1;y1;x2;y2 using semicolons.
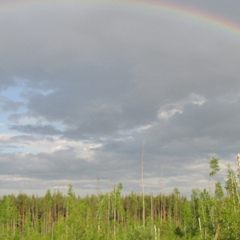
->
198;217;202;233
214;224;220;240
151;193;153;223
141;140;145;228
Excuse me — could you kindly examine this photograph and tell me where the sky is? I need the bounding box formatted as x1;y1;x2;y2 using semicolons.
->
0;0;240;197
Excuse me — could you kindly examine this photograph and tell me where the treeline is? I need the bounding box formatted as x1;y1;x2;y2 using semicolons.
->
0;158;240;239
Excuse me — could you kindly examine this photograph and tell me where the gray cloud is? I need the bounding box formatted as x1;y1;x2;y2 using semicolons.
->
0;0;239;196
0;97;22;112
9;124;62;136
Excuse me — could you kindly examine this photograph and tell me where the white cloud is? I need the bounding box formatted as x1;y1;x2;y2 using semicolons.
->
0;133;102;162
157;93;206;120
158;108;183;120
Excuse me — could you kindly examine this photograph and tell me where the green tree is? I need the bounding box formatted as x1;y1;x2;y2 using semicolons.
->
209;157;220;177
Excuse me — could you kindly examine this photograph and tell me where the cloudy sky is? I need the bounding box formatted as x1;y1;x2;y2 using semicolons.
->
0;0;240;196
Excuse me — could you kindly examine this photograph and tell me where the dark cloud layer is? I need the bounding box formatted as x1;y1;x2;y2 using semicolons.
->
0;0;240;196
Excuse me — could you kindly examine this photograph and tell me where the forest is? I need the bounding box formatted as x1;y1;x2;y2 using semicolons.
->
0;157;240;240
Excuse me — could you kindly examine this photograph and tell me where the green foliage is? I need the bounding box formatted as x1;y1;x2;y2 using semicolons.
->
0;158;240;239
174;226;184;237
209;157;220;177
215;182;224;200
127;226;154;240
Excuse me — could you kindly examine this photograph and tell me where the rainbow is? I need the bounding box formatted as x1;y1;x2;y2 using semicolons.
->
1;0;240;36
117;0;240;36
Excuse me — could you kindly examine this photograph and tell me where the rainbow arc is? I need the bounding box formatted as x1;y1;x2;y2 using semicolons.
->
0;0;239;35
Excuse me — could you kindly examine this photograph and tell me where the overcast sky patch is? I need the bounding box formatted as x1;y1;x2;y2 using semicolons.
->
0;0;240;196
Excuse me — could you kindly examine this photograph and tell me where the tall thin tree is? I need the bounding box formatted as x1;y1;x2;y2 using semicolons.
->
141;140;145;228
